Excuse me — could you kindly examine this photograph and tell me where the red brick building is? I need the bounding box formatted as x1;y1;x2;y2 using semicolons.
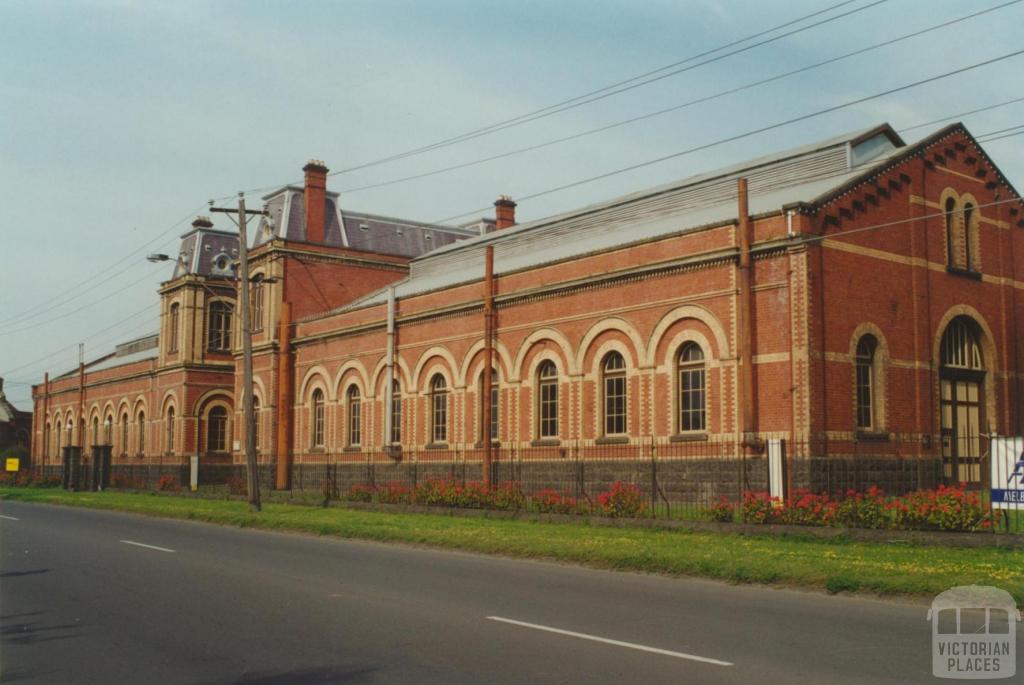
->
32;122;1024;496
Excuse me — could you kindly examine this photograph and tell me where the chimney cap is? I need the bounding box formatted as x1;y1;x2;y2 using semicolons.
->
303;159;329;173
494;195;516;207
192;215;214;229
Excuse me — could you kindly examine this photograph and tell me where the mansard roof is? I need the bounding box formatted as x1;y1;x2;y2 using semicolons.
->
252;185;476;255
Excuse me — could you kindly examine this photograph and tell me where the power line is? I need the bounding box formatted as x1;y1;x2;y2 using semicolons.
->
899;96;1024;133
339;0;1021;196
0;204;205;327
220;0;887;200
978;129;1024;144
432;48;1024;224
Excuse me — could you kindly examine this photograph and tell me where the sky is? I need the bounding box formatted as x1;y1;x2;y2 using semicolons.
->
2;0;1023;410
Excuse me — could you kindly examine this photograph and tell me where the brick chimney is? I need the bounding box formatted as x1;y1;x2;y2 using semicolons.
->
303;160;329;244
494;195;517;229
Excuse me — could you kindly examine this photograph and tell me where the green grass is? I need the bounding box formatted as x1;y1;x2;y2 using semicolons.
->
3;487;1022;603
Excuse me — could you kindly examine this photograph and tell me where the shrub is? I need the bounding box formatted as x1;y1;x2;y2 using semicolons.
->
777;489;836;526
596;481;647;518
891;483;991;532
344;483;375;502
834;486;888;529
489;482;526;510
156;474;180;492
378;482;413;505
531;489;585;515
705;495;736;523
741;491;777;524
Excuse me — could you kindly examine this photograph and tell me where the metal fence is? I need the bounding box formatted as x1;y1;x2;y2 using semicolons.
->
14;436;1019;533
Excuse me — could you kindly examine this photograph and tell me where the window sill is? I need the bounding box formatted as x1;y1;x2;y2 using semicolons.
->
595;436;629;445
946;266;982;281
163;451;175;457
531;438;561;447
856;430;890;442
473;440;501;448
343;446;361;453
426;442;449;450
309;446;325;453
670;432;709;442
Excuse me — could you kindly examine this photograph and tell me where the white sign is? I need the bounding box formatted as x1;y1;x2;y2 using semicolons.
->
990;437;1024;509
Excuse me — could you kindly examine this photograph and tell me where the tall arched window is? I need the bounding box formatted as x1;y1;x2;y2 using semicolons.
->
55;419;63;456
939;318;985;483
251;276;264;333
168;302;180;353
207;406;228;453
677;343;706;432
479;369;498;442
120;412;129;456
430;374;448;443
311;389;325;448
347;386;361;446
251;397;260;450
537;361;559;439
104;416;112;446
207;300;233;351
945;196;958;268
166;407;176;453
963;202;975;271
92;416;100;446
602;352;627;436
66;418;73;448
137;412;146;454
390;380;401;444
855;335;878;430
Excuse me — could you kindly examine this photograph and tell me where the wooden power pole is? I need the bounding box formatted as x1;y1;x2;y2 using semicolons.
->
211;194;267;512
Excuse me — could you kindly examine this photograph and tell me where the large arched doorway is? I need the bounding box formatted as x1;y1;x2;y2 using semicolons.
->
939;317;985;484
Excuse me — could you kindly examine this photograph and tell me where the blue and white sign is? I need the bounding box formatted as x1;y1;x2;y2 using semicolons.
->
990;437;1024;509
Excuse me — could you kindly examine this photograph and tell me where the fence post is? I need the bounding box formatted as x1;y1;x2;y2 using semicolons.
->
649;439;657;514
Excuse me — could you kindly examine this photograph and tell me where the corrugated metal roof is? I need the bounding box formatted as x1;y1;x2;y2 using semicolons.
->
335;123;905;313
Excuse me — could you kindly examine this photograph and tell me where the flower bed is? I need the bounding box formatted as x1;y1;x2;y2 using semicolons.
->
710;484;992;532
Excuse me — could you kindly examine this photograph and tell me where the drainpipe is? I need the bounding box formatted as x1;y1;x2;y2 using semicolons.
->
275;301;293;490
482;246;495;490
43;372;49;464
384;287;396;453
737;178;756;446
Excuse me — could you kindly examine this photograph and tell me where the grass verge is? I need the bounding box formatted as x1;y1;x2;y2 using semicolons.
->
3;487;1021;603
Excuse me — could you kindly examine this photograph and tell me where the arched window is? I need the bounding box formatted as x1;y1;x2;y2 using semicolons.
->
347;386;361;446
945;196;958;268
165;407;175;453
855;335;878;430
602;352;627;436
390;380;401;444
939;318;985;483
168;302;180;353
55;420;62;456
207;406;228;453
311;389;325;448
120;412;129;456
537;361;559;439
104;416;112;446
479;369;498;442
251;276;264;333
430;374;447;443
677;343;706;432
66;418;73;447
963;202;975;271
207;300;233;351
137;412;145;454
92;416;99;447
251;397;260;450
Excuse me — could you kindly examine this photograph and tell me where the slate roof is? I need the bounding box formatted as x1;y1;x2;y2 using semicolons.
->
173;224;240;279
53;333;159;380
329;123;914;314
252;187;476;255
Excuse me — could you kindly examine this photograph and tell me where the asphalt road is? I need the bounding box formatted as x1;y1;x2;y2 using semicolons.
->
0;500;1014;684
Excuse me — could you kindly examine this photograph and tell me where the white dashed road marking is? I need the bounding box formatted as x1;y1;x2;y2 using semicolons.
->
486;616;733;666
120;540;175;553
